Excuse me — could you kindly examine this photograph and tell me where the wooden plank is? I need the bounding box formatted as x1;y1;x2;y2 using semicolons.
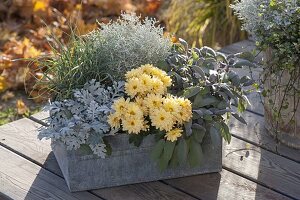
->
0;146;102;200
164;170;291;200
93;182;197;200
229;111;300;163
0;118;197;200
219;39;264;62
164;137;300;200
0;119;56;174
0;117;292;200
223;137;300;199
220;40;257;54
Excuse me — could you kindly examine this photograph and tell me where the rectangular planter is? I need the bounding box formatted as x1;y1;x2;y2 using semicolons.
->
52;133;222;192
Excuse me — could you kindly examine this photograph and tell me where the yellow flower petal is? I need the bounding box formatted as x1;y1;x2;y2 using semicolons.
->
122;117;145;134
150;108;174;131
107;112;121;129
165;128;183;142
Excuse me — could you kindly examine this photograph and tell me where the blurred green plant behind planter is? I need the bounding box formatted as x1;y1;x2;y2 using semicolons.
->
166;0;248;48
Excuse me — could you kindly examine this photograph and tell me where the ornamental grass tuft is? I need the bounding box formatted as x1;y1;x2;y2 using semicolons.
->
39;13;172;101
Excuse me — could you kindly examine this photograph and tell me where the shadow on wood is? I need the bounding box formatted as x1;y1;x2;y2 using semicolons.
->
23;153;100;200
163;172;221;200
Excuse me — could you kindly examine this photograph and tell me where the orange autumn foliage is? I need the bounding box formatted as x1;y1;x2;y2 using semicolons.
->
0;0;164;102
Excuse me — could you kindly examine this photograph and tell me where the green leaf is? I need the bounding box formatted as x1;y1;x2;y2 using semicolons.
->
192;129;206;143
252;83;259;90
193;109;204;117
177;138;188;164
209;126;221;146
157;60;171;72
232;113;247;125
233;60;256;68
217;100;228;109
79;144;93;155
151;139;165;160
103;138;112;156
87;132;103;146
171;71;183;89
203;60;216;70
270;0;277;7
192;123;206;132
202;46;217;57
236;52;255;62
184;120;193;137
179;38;188;51
237;99;246;113
219;122;231;144
240;76;255;86
170;145;179;168
228;71;240;86
220;85;235;100
159;141;176;170
154;130;165;141
188;140;203;167
183;86;201;98
216;52;227;63
203;114;213;121
192;50;199;60
191;65;206;79
129;134;144;147
193;94;218;108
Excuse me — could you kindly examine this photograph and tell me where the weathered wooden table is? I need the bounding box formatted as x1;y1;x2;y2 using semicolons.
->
1;40;300;200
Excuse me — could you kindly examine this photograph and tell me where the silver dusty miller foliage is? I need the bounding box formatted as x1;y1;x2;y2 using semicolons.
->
38;80;125;158
89;12;172;80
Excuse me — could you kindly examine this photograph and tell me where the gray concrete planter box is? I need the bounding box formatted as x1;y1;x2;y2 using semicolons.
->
52;133;222;192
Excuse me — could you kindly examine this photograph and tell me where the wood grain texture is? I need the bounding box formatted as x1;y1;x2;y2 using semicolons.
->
0;118;56;173
94;182;197;200
164;170;291;200
0;146;102;200
229;111;300;163
219;40;263;61
223;137;300;199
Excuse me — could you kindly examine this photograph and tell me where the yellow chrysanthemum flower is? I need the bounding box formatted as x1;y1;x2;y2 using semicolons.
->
125;77;144;98
176;97;193;123
165;128;183;142
139;74;153;94
124;102;143;118
135;96;148;115
159;75;172;88
141;119;150;132
122;117;145;134
148;66;167;77
107;112;121;129
150;108;174;131
125;68;142;79
112;97;130;114
163;97;180;115
150;77;165;94
144;93;163;111
140;64;154;75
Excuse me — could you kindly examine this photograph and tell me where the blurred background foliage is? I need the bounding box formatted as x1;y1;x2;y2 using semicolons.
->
0;0;247;124
166;0;247;48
